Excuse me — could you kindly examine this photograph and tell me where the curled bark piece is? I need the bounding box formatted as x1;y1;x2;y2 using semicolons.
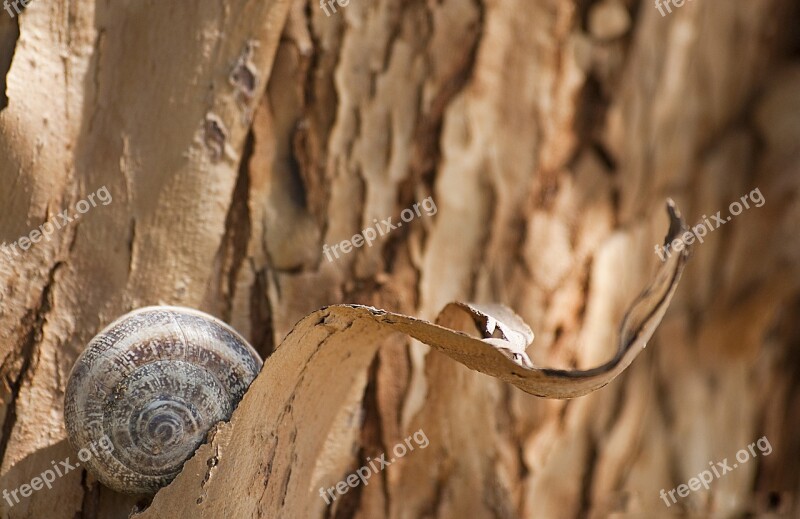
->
136;202;690;517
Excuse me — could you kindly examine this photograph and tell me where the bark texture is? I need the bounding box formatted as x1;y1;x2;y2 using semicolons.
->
0;0;798;517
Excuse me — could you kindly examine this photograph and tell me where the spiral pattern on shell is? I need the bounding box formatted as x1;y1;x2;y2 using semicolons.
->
64;306;263;494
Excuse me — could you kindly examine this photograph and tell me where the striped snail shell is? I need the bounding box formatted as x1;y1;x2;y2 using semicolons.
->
64;306;263;494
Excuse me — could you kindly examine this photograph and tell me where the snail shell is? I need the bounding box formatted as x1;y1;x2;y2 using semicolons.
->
64;306;263;494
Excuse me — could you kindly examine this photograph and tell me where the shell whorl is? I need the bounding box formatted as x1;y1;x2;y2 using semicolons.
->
64;306;263;494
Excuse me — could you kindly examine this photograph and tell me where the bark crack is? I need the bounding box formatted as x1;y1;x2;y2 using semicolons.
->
206;130;254;321
0;261;62;465
249;263;275;358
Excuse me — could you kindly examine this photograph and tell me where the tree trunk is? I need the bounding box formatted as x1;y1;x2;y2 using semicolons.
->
1;0;798;518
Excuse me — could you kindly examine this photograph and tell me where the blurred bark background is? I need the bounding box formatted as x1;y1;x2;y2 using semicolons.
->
0;0;798;517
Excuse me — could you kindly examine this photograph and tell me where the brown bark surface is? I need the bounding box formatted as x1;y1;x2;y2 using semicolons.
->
0;0;798;517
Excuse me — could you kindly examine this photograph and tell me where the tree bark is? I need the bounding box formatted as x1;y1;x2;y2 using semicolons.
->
1;0;798;518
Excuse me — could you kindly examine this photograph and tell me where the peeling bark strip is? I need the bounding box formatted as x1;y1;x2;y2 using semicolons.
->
136;205;689;518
